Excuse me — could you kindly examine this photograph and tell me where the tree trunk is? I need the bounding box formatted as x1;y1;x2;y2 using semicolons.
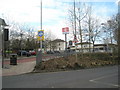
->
79;20;83;59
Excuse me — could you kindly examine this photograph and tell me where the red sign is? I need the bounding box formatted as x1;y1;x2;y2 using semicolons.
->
73;35;78;43
62;27;69;34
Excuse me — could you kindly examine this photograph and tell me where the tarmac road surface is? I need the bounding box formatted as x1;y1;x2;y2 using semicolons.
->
2;65;119;88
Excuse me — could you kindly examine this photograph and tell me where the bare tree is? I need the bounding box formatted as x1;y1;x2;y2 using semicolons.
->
44;30;57;51
68;2;88;54
2;16;37;53
76;2;89;54
90;19;101;52
110;15;119;44
84;5;101;52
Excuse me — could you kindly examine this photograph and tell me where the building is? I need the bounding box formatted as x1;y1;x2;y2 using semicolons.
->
47;39;65;52
94;44;118;53
69;41;118;53
70;42;93;53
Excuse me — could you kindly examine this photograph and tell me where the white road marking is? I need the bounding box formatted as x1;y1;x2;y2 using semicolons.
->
89;74;119;87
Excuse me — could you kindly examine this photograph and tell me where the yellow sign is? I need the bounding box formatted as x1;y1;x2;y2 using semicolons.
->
37;30;44;41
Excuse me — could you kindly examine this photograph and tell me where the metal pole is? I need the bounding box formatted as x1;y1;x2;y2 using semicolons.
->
40;0;42;51
65;34;67;51
20;33;23;56
36;0;43;65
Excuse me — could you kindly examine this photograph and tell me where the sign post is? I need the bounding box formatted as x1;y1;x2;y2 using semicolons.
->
36;30;44;64
36;0;43;65
62;27;69;51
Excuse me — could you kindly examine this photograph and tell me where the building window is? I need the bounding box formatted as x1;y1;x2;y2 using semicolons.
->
99;48;104;50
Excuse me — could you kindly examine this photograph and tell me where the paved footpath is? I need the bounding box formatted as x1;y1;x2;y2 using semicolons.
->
2;56;36;76
2;55;57;76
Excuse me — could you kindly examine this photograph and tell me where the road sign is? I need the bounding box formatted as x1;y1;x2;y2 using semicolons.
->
37;30;44;41
62;27;69;34
73;35;78;43
38;30;44;37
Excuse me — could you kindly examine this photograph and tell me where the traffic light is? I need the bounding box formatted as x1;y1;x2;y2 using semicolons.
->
4;29;9;41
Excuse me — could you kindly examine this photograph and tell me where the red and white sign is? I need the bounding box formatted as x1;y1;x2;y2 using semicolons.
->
73;35;78;43
62;27;69;34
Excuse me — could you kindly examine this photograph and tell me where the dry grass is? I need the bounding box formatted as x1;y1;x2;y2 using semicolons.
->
33;53;119;73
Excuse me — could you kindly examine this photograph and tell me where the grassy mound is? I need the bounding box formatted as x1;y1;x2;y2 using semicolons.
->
33;53;119;73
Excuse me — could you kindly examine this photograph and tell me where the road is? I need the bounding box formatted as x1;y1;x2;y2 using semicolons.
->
2;65;119;88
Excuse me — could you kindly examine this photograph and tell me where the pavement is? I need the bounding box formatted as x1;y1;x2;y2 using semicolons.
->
2;54;59;76
2;56;36;76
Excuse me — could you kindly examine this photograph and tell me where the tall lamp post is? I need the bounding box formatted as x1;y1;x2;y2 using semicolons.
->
40;0;43;51
36;0;43;65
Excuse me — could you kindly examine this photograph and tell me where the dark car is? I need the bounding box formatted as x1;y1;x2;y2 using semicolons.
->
54;51;60;54
17;50;31;57
46;51;54;54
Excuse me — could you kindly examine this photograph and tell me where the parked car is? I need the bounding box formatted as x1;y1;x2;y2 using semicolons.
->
46;51;54;54
29;50;36;55
17;50;31;57
54;51;60;54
